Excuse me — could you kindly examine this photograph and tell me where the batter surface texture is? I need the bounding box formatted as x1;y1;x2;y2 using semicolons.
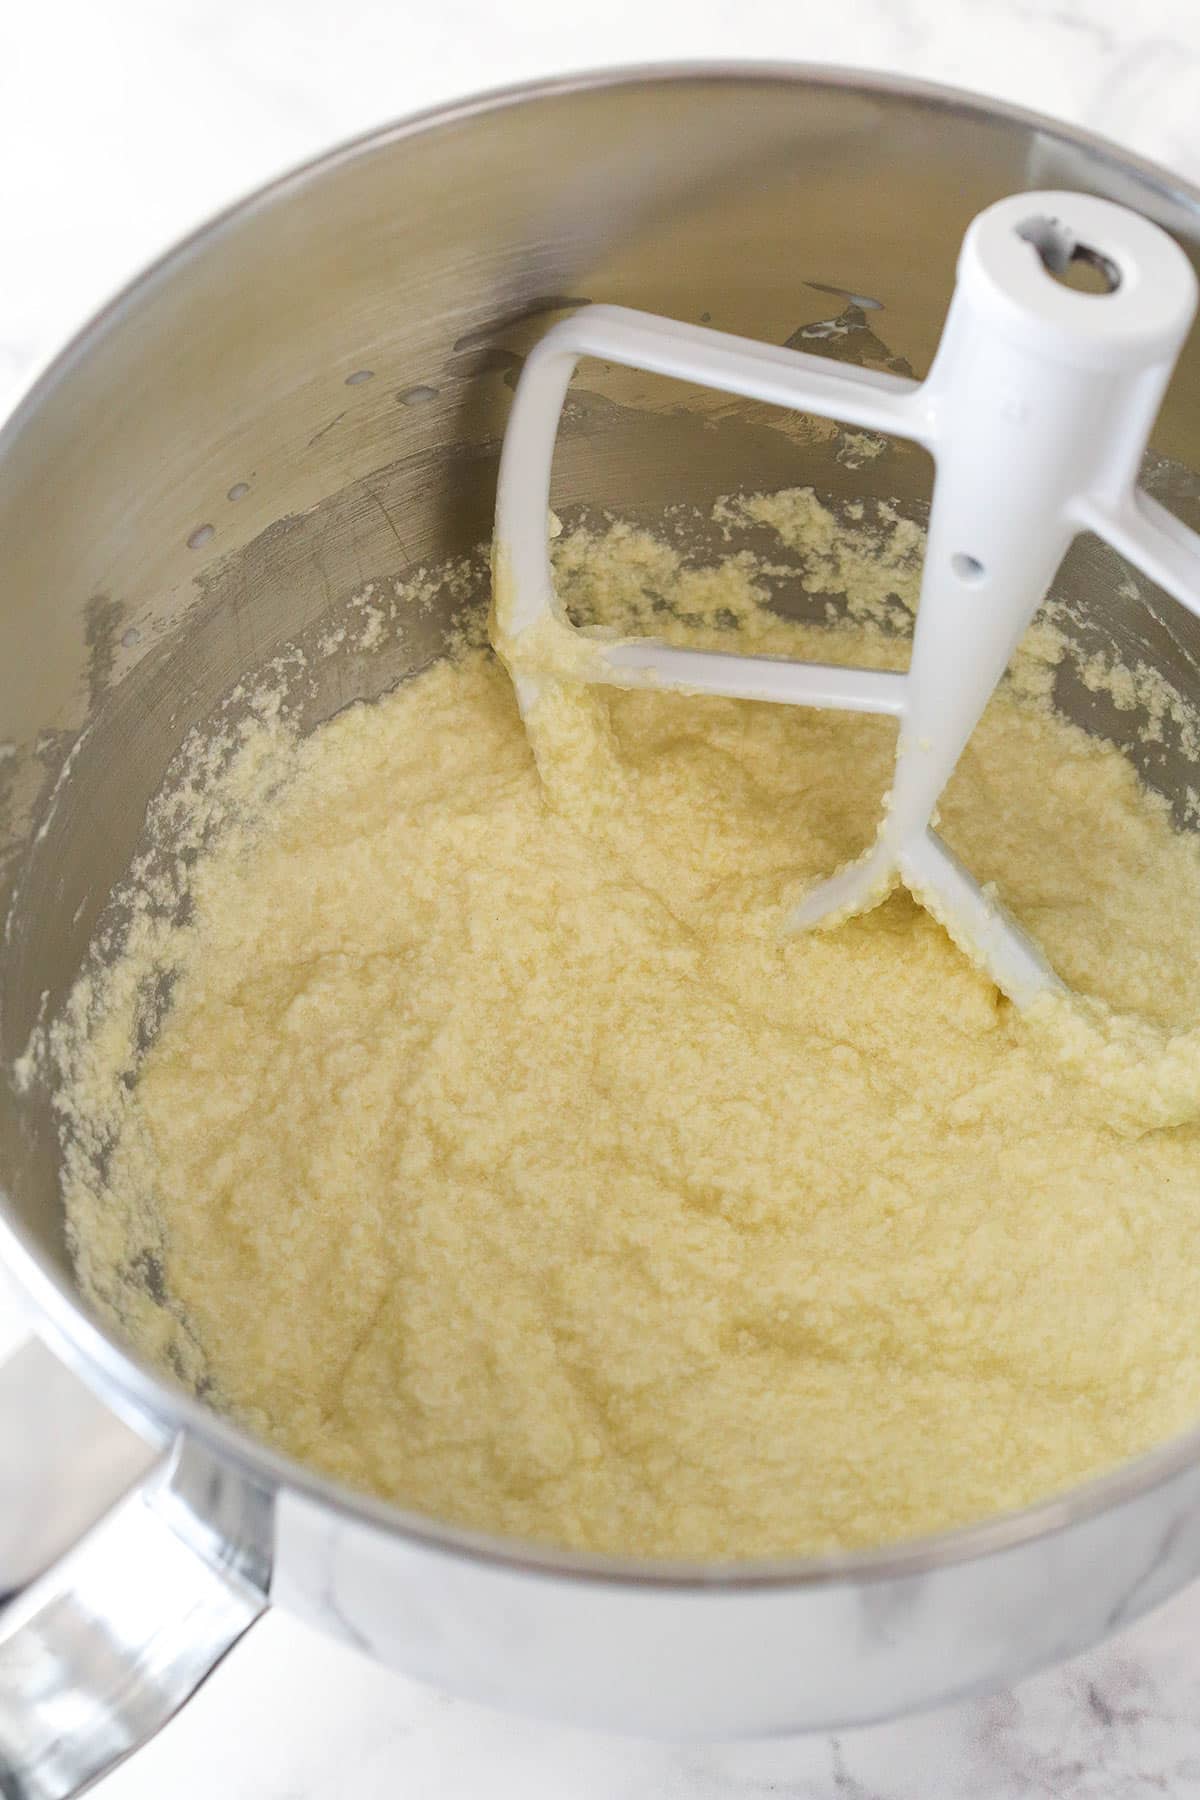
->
54;494;1200;1558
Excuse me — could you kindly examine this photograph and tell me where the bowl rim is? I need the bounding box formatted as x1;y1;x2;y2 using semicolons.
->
5;57;1200;1591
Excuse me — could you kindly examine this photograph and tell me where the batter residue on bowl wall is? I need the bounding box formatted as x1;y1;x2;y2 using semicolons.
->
42;489;1200;1559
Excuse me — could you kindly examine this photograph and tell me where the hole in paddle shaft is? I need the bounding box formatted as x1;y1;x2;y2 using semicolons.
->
952;552;986;584
1016;216;1122;295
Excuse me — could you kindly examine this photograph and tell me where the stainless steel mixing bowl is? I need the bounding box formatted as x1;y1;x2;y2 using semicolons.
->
4;65;1200;1800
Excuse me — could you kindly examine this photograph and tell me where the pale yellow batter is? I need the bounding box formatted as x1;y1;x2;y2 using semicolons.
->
50;494;1200;1558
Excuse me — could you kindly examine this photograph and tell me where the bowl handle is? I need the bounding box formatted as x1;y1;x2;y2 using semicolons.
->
0;1337;270;1799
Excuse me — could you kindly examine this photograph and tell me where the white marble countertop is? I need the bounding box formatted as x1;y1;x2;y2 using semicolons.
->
6;0;1200;1794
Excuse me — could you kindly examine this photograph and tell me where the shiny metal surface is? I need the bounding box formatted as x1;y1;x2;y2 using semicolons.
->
0;1339;158;1598
0;1344;267;1799
3;64;1200;1788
